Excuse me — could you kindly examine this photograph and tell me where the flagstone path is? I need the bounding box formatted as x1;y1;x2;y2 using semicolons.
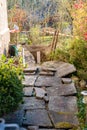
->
4;60;80;130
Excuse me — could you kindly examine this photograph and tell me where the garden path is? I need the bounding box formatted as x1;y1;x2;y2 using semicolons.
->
4;60;79;130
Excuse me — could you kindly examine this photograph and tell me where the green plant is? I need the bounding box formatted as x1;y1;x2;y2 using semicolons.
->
48;48;69;62
77;92;86;129
67;38;87;80
68;38;87;70
0;56;24;116
29;25;41;44
77;69;87;80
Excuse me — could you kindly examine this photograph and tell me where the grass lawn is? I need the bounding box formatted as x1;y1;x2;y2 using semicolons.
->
40;35;53;45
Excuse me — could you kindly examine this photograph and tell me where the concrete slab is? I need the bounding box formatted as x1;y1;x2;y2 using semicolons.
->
35;76;61;87
47;83;77;96
23;109;52;127
23;87;34;97
48;96;78;113
49;111;79;129
22;75;37;86
23;97;45;110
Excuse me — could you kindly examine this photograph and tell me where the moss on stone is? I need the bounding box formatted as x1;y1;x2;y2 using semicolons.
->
55;122;77;129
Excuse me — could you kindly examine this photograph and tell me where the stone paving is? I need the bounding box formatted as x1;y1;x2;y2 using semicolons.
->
4;61;79;130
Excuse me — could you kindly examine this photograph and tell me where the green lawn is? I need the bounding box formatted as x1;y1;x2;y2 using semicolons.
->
40;35;53;45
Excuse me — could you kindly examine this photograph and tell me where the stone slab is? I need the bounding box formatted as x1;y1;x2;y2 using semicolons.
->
23;97;45;110
28;126;39;130
24;72;36;75
34;87;47;99
24;50;36;64
47;83;77;96
3;105;24;126
35;76;61;87
39;129;65;130
22;75;37;86
23;87;34;97
5;127;27;130
56;62;76;77
61;78;72;84
23;67;39;75
48;96;78;113
39;71;54;76
49;111;79;129
24;67;37;73
43;95;49;103
20;128;27;130
42;61;61;68
22;109;52;127
41;67;56;72
42;61;76;77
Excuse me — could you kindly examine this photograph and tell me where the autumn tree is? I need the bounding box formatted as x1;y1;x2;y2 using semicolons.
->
8;4;27;31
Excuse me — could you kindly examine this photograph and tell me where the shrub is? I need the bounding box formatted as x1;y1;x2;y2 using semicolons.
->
29;25;41;44
48;37;87;80
0;56;24;116
77;92;86;129
68;38;87;70
48;48;69;62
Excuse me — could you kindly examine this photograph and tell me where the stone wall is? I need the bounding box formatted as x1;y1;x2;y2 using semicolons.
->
0;0;10;55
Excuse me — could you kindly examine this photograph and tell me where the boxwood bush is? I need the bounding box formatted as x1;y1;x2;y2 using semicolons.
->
0;56;24;116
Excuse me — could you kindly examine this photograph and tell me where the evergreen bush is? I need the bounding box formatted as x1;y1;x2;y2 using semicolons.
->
0;56;23;116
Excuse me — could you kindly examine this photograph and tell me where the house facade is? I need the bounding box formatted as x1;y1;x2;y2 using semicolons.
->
0;0;10;55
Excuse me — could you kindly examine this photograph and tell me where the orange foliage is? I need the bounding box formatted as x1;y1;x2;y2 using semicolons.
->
8;6;27;30
72;0;87;40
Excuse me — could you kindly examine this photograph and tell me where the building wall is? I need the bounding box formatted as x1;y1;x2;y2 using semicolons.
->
0;0;10;55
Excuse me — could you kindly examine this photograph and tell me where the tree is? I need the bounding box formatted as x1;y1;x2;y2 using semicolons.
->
8;4;27;30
